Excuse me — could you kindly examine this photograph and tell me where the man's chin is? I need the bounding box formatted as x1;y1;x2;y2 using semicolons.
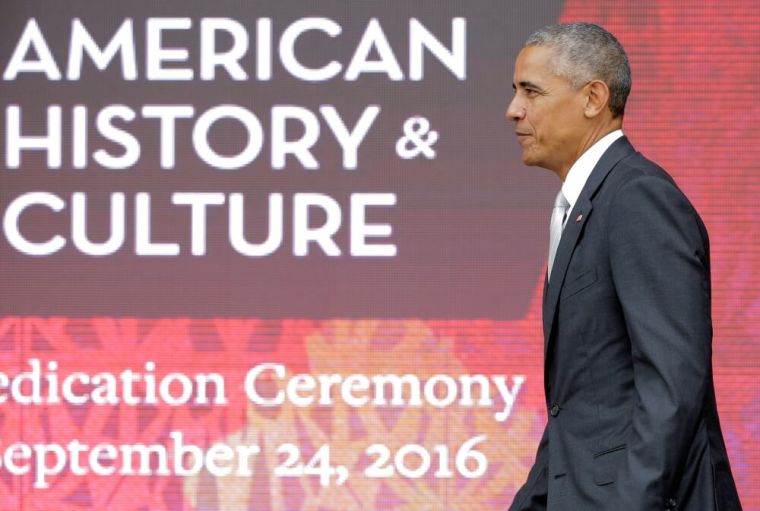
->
520;153;540;168
520;148;551;170
521;155;554;174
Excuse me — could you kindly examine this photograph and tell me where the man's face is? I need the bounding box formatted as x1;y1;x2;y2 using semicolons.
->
506;45;588;177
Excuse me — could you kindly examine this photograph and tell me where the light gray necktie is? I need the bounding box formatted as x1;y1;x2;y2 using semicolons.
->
548;189;570;281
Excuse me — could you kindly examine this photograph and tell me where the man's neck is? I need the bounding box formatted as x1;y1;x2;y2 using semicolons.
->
557;119;623;181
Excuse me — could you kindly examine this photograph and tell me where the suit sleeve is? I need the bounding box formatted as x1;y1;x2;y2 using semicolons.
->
607;175;712;509
508;423;549;511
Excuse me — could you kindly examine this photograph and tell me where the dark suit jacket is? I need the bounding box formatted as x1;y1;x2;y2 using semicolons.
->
508;137;742;510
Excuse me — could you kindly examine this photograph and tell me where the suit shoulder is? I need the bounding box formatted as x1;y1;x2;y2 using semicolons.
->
603;152;709;248
610;151;678;190
603;151;699;214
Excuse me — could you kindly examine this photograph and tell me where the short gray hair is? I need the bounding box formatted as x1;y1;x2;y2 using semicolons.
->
525;23;631;118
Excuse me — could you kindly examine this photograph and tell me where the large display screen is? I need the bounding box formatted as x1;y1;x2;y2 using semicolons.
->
1;1;757;509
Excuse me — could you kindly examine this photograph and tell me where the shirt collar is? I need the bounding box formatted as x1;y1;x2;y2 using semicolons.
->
561;129;624;211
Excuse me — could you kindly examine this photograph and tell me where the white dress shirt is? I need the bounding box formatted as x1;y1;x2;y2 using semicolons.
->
560;129;624;227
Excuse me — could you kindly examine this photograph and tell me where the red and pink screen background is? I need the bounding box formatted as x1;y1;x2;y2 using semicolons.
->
1;1;758;509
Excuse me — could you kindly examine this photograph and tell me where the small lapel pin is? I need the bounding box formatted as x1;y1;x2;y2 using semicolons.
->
576;213;583;223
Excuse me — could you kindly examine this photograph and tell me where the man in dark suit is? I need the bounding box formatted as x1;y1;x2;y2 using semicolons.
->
505;23;742;510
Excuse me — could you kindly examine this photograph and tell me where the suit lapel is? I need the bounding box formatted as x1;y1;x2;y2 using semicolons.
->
542;197;593;347
542;136;636;349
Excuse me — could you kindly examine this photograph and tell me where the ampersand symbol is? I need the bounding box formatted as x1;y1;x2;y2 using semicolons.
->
395;116;439;159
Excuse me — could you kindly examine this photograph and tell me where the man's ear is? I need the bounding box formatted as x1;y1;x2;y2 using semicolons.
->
583;80;610;118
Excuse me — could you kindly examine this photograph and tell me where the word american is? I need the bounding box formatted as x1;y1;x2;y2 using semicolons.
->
4;17;466;82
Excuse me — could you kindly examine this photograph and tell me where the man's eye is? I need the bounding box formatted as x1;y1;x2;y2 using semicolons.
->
525;89;538;97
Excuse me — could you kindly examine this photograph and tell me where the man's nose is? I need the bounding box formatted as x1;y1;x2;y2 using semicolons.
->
506;96;524;121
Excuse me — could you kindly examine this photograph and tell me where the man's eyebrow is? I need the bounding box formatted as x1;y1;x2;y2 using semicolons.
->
518;80;542;90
